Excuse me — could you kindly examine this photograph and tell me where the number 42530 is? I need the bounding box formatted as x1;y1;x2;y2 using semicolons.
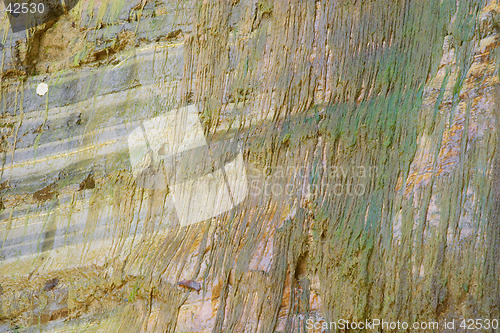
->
5;2;45;15
460;319;499;330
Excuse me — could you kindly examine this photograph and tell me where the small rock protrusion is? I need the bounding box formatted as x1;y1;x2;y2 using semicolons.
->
177;280;201;293
33;183;57;202
166;29;182;40
79;174;95;191
44;278;59;291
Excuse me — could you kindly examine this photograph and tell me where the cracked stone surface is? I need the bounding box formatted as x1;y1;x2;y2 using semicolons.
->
0;0;499;332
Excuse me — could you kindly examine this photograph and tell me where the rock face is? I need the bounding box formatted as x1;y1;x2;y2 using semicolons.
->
0;0;499;332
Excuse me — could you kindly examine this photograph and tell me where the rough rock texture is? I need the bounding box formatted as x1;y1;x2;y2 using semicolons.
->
0;0;499;332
